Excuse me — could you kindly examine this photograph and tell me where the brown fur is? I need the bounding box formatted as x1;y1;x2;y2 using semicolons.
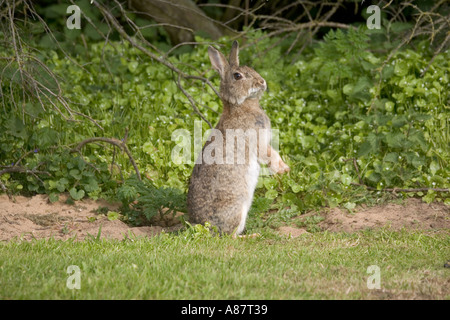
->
187;41;290;235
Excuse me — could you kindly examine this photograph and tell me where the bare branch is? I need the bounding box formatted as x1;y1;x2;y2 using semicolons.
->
351;183;449;194
176;73;212;129
71;137;141;181
1;0;104;129
91;0;219;127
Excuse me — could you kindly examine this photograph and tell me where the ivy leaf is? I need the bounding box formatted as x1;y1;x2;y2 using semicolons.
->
422;190;435;204
349;77;372;101
49;193;59;203
107;211;120;221
429;161;440;175
83;177;99;192
343;202;356;211
381;65;395;79
340;174;352;186
69;188;85;200
265;189;278;200
366;171;381;183
263;178;278;190
69;169;82;180
56;177;69;192
128;61;139;73
394;60;409;76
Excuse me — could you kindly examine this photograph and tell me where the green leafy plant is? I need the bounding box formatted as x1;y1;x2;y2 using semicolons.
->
180;221;220;240
117;175;186;225
107;211;120;221
1;20;448;222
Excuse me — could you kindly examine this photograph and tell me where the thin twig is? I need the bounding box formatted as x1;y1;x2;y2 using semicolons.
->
93;0;219;127
176;73;212;129
0;165;52;197
421;31;450;76
351;183;449;194
71;137;141;181
343;158;363;185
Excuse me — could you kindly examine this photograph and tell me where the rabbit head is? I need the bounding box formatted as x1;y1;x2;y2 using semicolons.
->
208;41;267;106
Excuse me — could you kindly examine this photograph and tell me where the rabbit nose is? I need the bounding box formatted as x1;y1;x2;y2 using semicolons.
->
258;79;266;88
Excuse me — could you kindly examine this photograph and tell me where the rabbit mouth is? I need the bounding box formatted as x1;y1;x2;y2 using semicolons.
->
247;86;265;99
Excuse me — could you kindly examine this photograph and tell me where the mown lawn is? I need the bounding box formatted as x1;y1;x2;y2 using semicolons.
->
0;229;448;300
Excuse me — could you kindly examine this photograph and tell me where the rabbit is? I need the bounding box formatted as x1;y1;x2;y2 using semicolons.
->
187;40;290;236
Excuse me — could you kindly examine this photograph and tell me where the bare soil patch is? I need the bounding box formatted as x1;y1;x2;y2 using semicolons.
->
278;198;449;238
0;194;448;241
0;194;179;241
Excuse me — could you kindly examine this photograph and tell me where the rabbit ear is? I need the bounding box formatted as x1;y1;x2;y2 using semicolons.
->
208;46;229;78
229;40;239;67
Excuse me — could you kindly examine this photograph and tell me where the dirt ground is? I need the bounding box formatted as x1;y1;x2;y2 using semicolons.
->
0;194;171;241
280;198;449;238
0;194;448;241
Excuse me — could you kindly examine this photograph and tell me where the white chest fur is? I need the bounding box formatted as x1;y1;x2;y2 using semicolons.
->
236;155;260;235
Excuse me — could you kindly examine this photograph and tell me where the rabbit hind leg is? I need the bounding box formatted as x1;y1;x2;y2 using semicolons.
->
231;202;260;239
232;233;261;239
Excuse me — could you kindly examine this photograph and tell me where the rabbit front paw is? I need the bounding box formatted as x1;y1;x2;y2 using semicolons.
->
270;160;290;174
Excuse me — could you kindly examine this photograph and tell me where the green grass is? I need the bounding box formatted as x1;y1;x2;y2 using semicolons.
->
1;229;448;299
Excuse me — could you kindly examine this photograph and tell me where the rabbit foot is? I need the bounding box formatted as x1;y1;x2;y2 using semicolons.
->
278;162;290;174
270;160;290;174
233;233;261;239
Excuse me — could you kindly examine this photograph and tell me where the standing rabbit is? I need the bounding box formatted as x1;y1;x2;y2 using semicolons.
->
187;41;290;236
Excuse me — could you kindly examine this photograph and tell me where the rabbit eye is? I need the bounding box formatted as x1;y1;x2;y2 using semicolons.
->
233;72;242;80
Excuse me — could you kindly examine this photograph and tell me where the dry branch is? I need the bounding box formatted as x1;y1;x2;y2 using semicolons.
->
70;137;141;181
91;0;219;126
0;164;51;199
351;182;449;195
129;0;227;44
0;0;103;129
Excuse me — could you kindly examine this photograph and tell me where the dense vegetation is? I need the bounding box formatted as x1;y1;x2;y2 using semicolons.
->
1;1;449;227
